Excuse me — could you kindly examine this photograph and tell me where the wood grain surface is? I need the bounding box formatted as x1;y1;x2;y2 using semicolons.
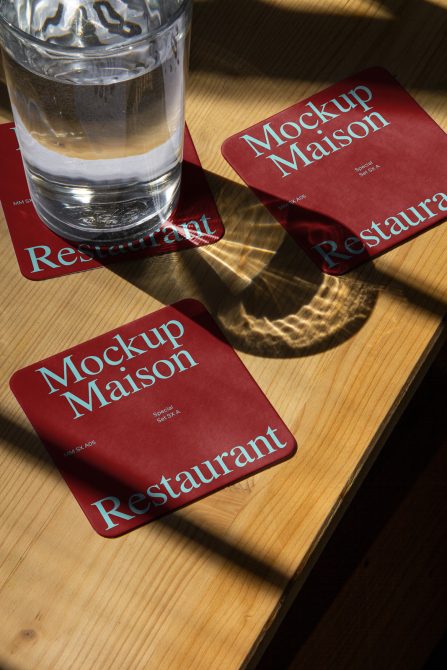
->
1;2;446;669
258;342;447;670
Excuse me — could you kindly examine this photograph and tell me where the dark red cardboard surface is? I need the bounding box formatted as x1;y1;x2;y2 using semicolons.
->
222;67;447;274
0;123;224;280
10;300;297;537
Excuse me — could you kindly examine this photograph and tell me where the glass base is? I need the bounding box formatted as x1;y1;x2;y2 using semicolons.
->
25;163;182;246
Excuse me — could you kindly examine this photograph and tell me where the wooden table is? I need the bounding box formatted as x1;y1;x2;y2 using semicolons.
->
1;2;446;668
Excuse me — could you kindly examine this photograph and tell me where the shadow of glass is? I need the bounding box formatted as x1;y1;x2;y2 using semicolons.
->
106;170;378;358
190;0;447;97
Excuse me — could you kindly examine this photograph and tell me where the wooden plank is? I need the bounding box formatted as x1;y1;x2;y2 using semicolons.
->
1;2;446;668
258;343;447;669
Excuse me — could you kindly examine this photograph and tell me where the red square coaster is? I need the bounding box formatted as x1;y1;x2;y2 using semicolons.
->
10;300;297;537
222;68;447;274
0;123;224;280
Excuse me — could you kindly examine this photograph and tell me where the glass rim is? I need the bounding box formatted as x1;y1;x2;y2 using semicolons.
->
0;0;191;56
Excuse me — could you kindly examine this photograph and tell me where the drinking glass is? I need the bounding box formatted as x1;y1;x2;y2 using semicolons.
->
0;0;192;244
